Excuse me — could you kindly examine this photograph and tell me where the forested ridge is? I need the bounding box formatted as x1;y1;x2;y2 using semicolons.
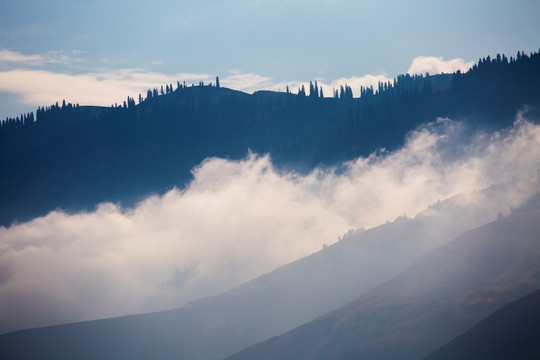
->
1;50;539;226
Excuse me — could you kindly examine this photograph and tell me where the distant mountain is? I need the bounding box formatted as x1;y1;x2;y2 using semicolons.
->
0;186;536;360
1;50;539;226
422;288;540;360
225;208;540;360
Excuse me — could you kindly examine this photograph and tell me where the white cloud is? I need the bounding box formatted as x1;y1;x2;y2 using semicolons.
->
265;73;393;97
0;65;391;119
0;154;350;333
326;74;393;96
220;70;275;93
0;66;279;114
0;50;476;119
0;69;214;108
407;56;475;75
0;116;539;334
0;49;72;68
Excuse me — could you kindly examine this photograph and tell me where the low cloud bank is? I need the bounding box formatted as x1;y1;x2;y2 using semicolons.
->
1;115;539;334
0;66;389;114
0;49;72;67
0;49;473;119
0;68;215;110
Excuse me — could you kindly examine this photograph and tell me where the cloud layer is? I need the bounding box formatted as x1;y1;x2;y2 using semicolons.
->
0;68;214;109
407;56;475;75
0;49;471;119
1;114;539;334
0;49;73;67
0;64;391;114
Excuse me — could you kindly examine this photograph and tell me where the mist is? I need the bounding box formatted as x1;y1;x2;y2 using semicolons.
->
1;114;539;334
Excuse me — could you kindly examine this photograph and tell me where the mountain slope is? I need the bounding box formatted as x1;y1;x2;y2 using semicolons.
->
1;51;539;226
0;188;515;360
225;208;540;360
422;288;540;360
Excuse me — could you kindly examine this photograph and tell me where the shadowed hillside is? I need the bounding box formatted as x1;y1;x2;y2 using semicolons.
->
225;208;540;360
1;51;539;226
0;196;476;360
422;288;540;360
0;191;538;360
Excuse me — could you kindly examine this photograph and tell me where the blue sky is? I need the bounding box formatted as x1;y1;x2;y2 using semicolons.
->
1;0;539;119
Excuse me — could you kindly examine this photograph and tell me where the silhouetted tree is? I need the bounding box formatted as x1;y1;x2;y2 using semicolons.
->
1;48;538;227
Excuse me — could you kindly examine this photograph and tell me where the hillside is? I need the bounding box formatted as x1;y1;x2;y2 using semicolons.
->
225;208;540;360
1;51;539;226
0;189;537;360
422;288;540;360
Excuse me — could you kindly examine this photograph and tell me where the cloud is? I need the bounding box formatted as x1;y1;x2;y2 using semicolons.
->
407;56;475;75
1;115;540;334
0;50;473;120
220;70;275;93
0;68;286;117
326;74;393;96
0;64;390;120
266;74;393;97
0;68;214;109
0;49;73;68
0;154;350;333
0;65;277;116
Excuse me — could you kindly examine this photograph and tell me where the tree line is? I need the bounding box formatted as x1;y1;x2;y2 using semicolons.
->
0;50;538;226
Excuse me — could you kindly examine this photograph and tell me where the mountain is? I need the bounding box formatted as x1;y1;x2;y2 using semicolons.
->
224;208;540;360
1;51;539;226
1;49;539;359
422;288;540;360
0;184;536;360
0;179;526;359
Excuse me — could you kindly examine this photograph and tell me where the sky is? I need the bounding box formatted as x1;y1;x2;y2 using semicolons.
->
1;0;539;119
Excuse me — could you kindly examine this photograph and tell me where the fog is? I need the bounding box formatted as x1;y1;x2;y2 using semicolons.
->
1;114;539;334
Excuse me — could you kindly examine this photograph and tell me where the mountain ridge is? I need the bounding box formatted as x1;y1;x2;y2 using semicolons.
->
422;288;540;360
224;208;540;360
1;50;539;226
1;189;538;360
